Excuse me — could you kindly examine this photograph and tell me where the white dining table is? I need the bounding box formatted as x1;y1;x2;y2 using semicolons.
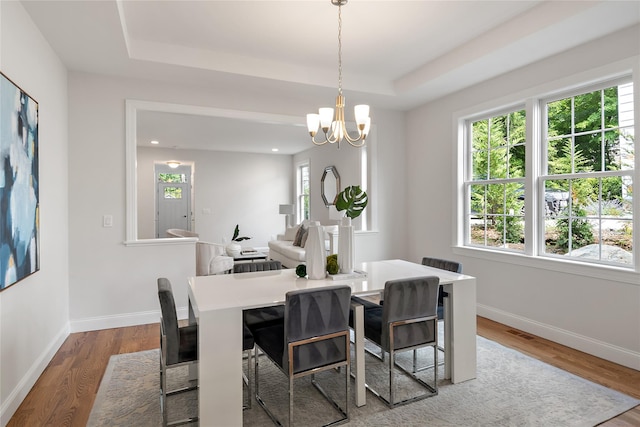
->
188;259;477;426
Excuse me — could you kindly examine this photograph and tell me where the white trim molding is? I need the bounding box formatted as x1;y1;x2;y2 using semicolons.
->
478;303;640;370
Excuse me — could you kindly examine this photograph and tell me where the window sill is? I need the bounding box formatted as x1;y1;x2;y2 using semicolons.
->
452;245;639;286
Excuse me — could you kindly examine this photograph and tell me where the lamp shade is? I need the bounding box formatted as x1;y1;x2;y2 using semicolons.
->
279;204;295;215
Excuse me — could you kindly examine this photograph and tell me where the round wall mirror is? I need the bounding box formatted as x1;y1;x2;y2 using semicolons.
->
321;166;341;207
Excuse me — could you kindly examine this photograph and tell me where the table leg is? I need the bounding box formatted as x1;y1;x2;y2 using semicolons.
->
198;307;243;426
351;303;366;407
446;277;477;383
188;300;198;382
443;294;451;380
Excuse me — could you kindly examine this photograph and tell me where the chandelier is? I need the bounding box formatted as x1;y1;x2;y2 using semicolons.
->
306;0;371;148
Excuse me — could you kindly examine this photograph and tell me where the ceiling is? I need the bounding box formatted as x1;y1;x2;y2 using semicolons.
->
22;0;640;154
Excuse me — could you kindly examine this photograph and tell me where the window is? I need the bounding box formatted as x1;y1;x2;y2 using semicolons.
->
297;163;310;223
463;78;635;268
468;109;526;251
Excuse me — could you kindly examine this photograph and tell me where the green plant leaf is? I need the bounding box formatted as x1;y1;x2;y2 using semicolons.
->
232;224;251;242
336;185;368;219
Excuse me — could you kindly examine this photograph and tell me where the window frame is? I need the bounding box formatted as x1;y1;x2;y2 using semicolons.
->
454;65;638;282
297;162;310;224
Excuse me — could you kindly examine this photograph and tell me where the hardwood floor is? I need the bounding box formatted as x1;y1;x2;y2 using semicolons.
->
7;317;639;426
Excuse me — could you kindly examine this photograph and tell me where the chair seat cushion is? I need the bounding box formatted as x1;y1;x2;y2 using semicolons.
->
177;324;198;364
243;305;285;332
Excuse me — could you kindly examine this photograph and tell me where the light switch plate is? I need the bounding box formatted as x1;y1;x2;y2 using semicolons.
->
103;215;113;227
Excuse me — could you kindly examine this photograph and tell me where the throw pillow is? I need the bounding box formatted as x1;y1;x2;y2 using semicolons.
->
293;224;307;246
284;224;300;241
300;228;309;247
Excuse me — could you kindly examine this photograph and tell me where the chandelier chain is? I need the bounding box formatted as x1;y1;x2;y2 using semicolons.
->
337;3;342;95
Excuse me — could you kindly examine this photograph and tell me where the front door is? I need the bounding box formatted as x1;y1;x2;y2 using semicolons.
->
155;164;192;237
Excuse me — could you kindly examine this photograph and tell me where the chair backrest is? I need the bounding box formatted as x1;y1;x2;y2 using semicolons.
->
157;278;180;365
284;285;351;374
421;257;462;273
233;260;282;273
381;276;440;351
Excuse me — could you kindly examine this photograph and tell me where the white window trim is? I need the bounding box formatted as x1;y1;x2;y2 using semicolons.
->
452;57;640;285
296;160;310;224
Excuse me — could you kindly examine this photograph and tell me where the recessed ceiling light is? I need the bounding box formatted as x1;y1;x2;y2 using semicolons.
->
151;140;159;145
271;148;279;152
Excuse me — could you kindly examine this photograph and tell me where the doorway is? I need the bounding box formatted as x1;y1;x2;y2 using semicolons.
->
155;163;193;237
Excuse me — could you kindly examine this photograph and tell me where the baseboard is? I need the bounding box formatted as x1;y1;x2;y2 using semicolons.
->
0;323;70;426
69;307;190;333
478;304;640;370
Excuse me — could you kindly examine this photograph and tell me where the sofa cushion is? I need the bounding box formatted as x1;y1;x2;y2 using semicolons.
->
268;240;306;263
284;224;300;241
293;224;307;246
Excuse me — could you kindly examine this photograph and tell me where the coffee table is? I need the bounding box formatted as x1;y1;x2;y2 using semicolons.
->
233;251;267;262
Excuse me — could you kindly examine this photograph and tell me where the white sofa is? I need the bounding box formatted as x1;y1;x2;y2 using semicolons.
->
268;222;339;268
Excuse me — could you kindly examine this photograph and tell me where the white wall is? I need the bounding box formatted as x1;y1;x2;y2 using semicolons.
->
67;72;406;334
137;146;292;246
0;2;69;423
406;25;640;369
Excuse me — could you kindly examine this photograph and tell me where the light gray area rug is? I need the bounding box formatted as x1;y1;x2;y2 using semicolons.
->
88;336;639;427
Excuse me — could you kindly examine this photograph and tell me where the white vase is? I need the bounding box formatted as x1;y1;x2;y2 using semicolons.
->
305;222;326;280
226;242;241;257
338;217;354;274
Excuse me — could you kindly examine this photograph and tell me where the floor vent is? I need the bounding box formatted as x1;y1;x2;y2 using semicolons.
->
506;329;535;340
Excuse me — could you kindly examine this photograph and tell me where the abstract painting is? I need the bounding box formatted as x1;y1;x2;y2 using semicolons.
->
0;72;39;290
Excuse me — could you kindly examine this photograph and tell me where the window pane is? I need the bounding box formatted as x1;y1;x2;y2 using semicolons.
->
469;216;487;246
472;120;488;151
572;177;598;212
159;173;186;183
574;133;601;172
509;144;525;178
544;179;569;218
602;176;625;216
509;110;526;145
603;86;619;128
489;147;508;179
164;187;182;199
547;138;571;174
470;184;486;216
547;98;571;137
490;115;507;148
487;183;505;215
472;149;488;180
604;130;622;171
574;90;601;133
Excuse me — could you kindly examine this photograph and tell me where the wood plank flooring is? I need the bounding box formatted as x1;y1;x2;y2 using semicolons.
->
7;317;639;426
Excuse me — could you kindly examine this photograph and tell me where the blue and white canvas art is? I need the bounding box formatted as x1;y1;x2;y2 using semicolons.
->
0;72;39;290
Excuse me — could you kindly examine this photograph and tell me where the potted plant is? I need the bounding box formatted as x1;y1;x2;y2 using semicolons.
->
226;224;250;257
335;185;368;274
336;185;368;219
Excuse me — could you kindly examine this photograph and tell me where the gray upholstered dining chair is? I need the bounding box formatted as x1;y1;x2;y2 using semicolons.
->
234;260;283;409
420;257;462;370
233;260;282;273
351;276;440;408
157;278;199;426
252;285;352;426
421;257;462;319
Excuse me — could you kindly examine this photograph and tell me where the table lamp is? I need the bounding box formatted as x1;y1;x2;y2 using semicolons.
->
279;204;295;230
